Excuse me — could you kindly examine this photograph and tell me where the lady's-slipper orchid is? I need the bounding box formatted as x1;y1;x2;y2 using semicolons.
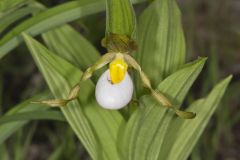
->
32;34;196;119
95;53;133;109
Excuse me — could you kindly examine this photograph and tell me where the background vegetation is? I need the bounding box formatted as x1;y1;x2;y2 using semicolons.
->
0;0;239;159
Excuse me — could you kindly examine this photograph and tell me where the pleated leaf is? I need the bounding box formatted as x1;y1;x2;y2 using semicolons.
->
0;0;146;59
0;3;43;33
135;0;186;91
0;92;50;144
42;25;125;160
42;25;100;71
0;0;106;58
166;76;232;160
23;34;124;160
121;57;206;160
0;110;65;125
0;0;27;12
106;0;136;36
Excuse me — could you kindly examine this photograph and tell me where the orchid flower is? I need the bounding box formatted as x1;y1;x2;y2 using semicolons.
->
33;34;196;119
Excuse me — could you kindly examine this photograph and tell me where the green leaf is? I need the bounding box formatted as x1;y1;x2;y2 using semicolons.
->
42;25;100;71
43;25;126;159
121;58;206;160
0;110;65;125
106;0;136;37
0;143;9;160
165;76;232;160
0;0;28;12
135;0;186;92
23;33;125;160
83;102;126;160
0;0;105;59
0;92;50;144
0;0;146;59
0;2;43;33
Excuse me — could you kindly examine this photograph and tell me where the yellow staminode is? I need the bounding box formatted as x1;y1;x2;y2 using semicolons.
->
109;56;128;84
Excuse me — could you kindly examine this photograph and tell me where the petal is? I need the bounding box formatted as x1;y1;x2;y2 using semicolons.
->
95;69;133;109
109;57;128;84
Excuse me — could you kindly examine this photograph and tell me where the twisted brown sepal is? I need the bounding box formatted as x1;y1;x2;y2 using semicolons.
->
31;99;70;107
101;33;137;53
152;88;196;119
174;109;196;119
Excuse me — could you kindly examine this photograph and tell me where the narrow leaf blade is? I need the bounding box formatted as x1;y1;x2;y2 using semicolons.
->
42;25;100;70
135;0;186;92
166;76;232;160
0;0;106;58
23;33;124;160
121;58;206;160
0;0;146;59
0;110;65;125
0;92;50;144
106;0;136;36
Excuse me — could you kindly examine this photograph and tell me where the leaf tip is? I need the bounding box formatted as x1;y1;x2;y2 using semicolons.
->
216;75;232;90
198;56;208;61
196;57;208;65
21;32;33;46
225;75;233;82
21;32;29;39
